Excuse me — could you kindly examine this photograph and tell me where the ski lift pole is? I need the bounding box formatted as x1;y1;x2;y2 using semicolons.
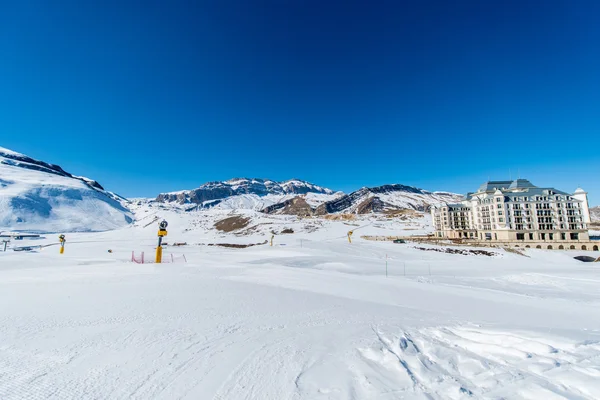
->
59;234;66;254
347;231;353;244
270;234;274;247
156;220;168;263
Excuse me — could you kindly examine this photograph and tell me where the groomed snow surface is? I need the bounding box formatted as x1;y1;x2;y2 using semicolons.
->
1;213;600;399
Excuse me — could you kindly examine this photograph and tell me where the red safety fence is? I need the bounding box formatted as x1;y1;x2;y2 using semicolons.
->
131;251;186;264
131;251;145;264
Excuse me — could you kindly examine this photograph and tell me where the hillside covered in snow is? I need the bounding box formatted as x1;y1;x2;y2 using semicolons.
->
155;178;334;206
590;206;600;222
263;184;463;216
0;147;133;233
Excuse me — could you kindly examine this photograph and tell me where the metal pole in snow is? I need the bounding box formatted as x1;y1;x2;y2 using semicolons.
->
385;254;388;278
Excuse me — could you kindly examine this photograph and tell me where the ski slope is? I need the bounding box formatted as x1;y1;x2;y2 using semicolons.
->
1;212;599;400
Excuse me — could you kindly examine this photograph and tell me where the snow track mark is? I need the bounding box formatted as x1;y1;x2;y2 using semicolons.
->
357;326;600;399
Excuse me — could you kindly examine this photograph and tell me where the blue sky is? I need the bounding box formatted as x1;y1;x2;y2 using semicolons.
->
1;0;599;204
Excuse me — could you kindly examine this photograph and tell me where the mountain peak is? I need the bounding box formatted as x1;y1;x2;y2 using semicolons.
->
156;178;334;205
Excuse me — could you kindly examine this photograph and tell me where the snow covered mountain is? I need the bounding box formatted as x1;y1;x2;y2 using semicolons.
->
264;184;462;215
315;184;462;214
155;178;334;206
590;206;599;222
0;147;133;233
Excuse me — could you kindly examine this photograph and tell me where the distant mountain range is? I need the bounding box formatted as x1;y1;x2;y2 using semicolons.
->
0;147;132;232
263;184;463;216
19;145;597;232
155;178;334;206
155;179;463;215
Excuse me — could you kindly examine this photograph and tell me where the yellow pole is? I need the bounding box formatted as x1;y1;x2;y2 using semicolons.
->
270;235;274;246
155;245;162;263
348;231;353;243
59;235;65;254
156;222;168;264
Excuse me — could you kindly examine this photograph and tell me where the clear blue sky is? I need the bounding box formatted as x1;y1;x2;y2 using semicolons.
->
1;0;599;204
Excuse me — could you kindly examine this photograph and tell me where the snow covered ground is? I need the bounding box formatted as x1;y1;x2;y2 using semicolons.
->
1;211;600;399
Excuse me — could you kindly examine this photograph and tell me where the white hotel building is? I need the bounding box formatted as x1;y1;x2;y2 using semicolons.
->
431;179;595;249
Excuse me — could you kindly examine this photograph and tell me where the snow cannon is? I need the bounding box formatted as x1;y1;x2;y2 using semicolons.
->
59;234;66;254
156;220;168;263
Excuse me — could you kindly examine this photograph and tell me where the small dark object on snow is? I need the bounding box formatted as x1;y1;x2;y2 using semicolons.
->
393;239;406;244
414;246;497;257
574;256;597;262
207;240;268;249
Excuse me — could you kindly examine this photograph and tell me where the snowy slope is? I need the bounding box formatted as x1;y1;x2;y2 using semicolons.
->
1;214;599;399
0;147;132;232
155;178;334;205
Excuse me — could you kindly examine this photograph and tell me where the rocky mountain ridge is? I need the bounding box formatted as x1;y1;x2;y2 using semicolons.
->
155;178;334;205
263;184;463;216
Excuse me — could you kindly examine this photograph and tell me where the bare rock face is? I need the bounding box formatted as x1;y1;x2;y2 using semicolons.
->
262;196;315;216
214;216;251;232
355;197;386;214
314;188;371;215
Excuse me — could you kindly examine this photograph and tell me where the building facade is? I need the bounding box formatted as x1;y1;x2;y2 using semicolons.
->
432;179;592;244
